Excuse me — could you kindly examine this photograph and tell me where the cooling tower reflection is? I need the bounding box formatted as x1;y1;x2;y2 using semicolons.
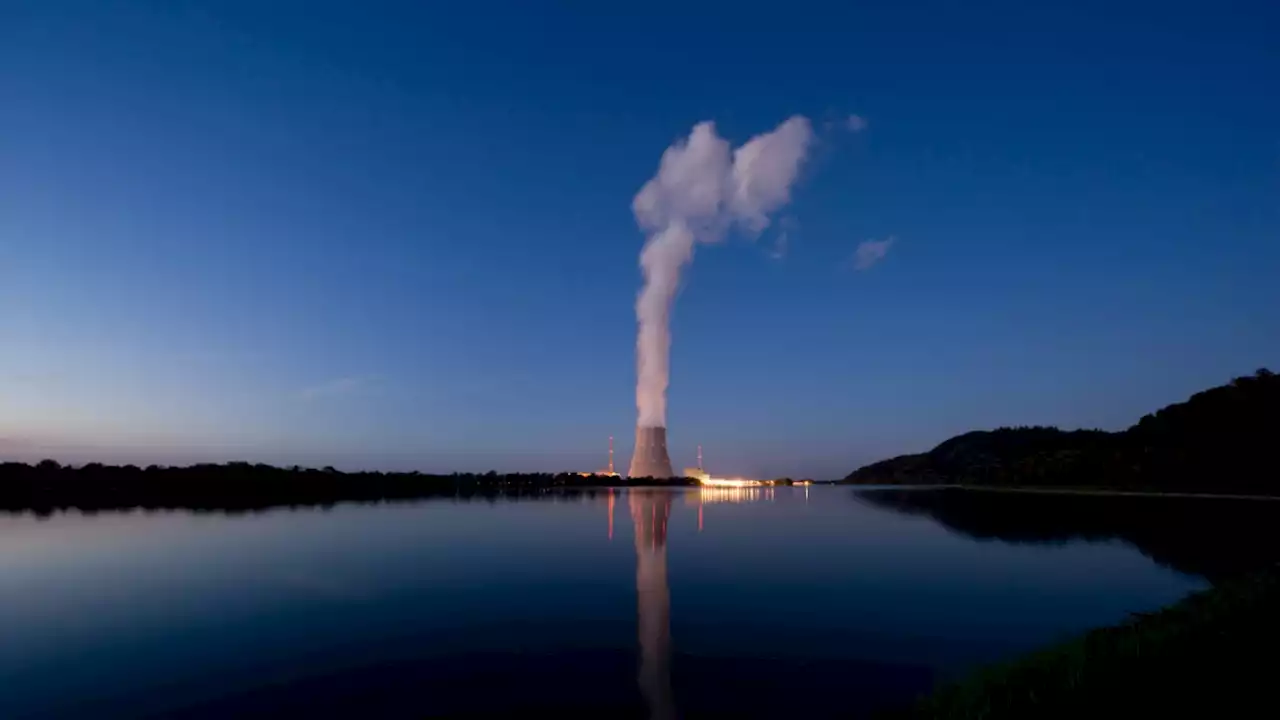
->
619;487;774;717
629;491;674;720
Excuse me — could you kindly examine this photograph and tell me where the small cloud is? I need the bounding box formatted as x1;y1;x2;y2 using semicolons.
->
852;236;895;271
299;376;377;400
769;231;789;260
846;114;868;132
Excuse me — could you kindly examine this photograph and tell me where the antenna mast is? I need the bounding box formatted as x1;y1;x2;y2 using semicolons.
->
608;436;614;475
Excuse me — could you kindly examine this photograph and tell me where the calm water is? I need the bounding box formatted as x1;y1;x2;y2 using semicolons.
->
1;486;1274;718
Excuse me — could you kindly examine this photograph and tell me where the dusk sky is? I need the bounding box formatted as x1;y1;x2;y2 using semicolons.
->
3;1;1277;478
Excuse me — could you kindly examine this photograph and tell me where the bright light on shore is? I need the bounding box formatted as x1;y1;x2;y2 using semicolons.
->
696;486;771;505
698;476;764;488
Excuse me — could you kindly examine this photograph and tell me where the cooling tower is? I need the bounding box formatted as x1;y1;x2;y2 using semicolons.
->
628;426;674;479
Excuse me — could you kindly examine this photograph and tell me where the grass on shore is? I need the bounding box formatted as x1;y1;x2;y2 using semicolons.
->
896;566;1280;719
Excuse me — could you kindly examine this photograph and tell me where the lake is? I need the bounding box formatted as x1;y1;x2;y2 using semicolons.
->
2;486;1277;718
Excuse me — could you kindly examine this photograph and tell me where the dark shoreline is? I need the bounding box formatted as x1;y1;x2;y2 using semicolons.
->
0;461;695;515
893;565;1280;719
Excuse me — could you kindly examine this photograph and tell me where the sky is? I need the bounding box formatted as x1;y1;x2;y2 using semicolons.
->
2;0;1278;479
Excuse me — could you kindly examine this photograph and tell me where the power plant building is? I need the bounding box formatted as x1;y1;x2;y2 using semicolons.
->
682;444;708;481
628;426;674;479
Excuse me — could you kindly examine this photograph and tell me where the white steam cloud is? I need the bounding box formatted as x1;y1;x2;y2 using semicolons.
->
632;117;813;428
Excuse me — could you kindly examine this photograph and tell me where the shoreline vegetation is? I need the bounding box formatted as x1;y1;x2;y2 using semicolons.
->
892;565;1280;719
843;369;1279;497
0;464;695;515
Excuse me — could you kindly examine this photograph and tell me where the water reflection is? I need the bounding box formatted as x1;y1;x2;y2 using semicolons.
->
623;487;779;718
688;486;776;506
0;487;1219;718
608;488;615;541
856;487;1280;582
629;491;675;720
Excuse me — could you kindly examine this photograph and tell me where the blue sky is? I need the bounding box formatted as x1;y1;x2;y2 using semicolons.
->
2;1;1277;478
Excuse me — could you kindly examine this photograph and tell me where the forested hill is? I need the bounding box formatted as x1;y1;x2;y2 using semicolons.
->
843;369;1280;494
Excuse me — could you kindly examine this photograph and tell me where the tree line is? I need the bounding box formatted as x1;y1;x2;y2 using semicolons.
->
0;462;694;515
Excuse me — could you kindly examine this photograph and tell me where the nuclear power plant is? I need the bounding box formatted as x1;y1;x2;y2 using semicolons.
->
628;426;674;478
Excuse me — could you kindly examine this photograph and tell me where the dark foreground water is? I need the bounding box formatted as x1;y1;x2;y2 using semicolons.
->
2;486;1278;718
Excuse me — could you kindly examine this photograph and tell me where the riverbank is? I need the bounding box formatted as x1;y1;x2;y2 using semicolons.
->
894;565;1280;719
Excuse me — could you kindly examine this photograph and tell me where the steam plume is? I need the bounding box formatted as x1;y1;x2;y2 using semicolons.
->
632;117;813;427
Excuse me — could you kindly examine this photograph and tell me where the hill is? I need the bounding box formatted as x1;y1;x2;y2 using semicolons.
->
844;369;1279;495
